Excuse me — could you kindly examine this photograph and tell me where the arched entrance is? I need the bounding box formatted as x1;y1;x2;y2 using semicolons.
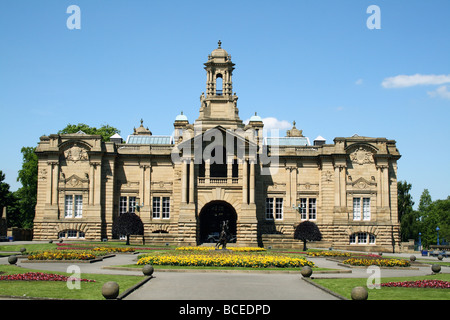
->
199;201;237;244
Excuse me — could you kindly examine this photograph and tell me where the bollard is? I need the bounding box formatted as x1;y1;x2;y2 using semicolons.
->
142;264;154;276
300;266;313;278
102;281;120;300
351;286;368;300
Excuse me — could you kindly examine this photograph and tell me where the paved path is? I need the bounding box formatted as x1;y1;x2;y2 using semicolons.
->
1;242;448;300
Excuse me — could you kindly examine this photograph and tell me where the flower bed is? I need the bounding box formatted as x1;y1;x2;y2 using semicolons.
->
381;280;450;289
306;251;351;258
92;247;135;253
27;250;97;261
137;252;314;268
0;272;95;282
343;258;411;267
175;246;266;252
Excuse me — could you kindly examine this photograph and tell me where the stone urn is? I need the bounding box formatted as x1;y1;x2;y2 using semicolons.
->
300;266;313;278
351;286;368;300
102;281;120;300
431;264;441;274
8;255;18;265
142;264;154;276
410;255;416;262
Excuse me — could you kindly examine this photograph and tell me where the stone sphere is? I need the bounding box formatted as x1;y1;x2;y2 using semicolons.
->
351;286;368;300
142;264;154;276
20;248;26;253
300;266;313;278
8;255;18;265
438;254;443;261
431;264;441;274
410;255;416;261
102;281;120;300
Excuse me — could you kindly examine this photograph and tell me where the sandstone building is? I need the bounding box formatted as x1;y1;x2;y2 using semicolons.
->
33;42;402;252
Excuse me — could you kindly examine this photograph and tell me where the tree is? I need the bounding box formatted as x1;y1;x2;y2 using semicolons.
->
12;147;38;228
112;212;144;245
58;123;120;142
0;170;15;216
294;221;322;251
397;181;417;241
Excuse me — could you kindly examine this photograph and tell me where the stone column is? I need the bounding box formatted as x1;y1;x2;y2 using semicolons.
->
51;161;59;205
89;164;95;206
286;167;292;207
334;165;341;207
46;162;53;205
189;158;194;204
181;160;187;204
94;162;101;206
242;159;248;204
249;159;255;204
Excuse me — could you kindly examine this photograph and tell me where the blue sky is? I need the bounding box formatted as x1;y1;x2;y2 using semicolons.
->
0;0;449;208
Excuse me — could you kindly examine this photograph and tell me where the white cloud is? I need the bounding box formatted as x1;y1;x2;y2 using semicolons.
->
244;117;292;131
427;85;450;100
355;79;363;85
381;74;450;88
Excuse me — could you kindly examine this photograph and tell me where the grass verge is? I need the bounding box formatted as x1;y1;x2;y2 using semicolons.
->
311;273;450;300
0;265;145;300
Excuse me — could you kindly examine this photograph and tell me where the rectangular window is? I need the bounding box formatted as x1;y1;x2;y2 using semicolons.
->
67;230;77;238
129;196;136;213
74;195;83;218
353;198;361;220
153;197;161;219
119;196;127;215
275;198;283;220
369;234;376;244
308;198;317;220
300;198;307;220
363;198;371;221
265;198;274;220
299;198;317;220
162;197;170;219
65;195;73;218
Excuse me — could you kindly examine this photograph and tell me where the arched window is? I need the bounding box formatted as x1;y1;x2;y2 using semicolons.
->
216;74;223;95
349;232;376;245
58;229;85;239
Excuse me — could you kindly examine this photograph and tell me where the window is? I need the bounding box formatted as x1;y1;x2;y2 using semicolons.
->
65;195;82;218
129;196;136;213
119;196;137;214
162;197;170;219
299;198;317;220
265;198;274;220
265;197;283;220
153;197;160;219
119;196;128;215
65;195;73;218
363;198;371;221
349;233;376;245
59;230;85;239
353;198;361;220
74;195;83;218
153;196;170;219
353;197;371;221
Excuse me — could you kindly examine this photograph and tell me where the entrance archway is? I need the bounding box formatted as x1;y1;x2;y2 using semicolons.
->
199;201;237;244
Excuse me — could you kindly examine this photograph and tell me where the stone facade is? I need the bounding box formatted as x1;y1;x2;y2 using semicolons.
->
33;42;402;252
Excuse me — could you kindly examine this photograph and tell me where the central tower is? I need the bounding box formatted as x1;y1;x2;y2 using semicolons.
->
196;41;244;131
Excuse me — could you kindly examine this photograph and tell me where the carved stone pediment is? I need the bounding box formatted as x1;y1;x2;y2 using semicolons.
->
350;146;374;165
349;177;377;189
61;174;89;190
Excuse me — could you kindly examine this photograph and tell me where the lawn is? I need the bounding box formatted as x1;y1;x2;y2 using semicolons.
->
0;264;145;300
312;273;450;300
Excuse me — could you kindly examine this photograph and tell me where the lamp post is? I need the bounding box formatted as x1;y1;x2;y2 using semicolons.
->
418;232;422;251
436;227;440;246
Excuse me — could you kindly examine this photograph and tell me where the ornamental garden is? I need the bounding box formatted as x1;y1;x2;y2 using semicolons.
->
0;241;449;300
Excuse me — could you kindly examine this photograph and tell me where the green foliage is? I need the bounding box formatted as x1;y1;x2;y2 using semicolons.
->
10;147;38;228
294;221;322;250
58;123;120;142
112;212;144;245
398;181;417;241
